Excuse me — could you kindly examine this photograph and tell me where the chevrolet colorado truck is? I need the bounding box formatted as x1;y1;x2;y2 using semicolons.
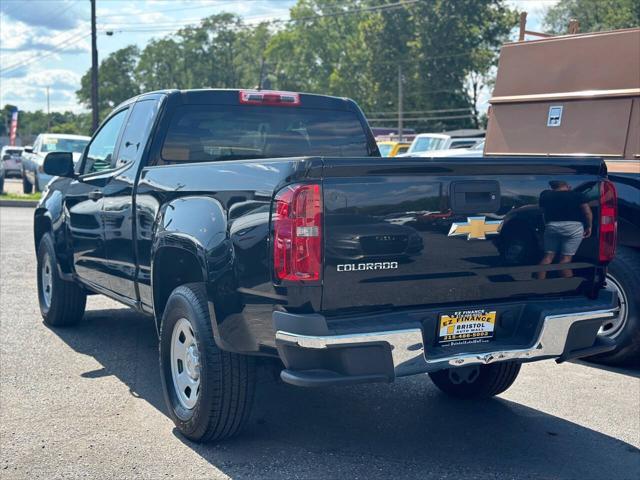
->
35;89;618;442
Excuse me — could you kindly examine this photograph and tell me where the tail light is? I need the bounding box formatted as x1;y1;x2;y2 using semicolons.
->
239;90;300;106
599;180;617;262
273;183;322;282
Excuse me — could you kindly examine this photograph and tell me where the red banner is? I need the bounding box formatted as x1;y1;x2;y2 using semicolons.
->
9;110;18;146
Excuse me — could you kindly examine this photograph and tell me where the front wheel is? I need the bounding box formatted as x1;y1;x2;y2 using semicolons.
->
159;283;256;442
429;362;521;398
37;233;86;326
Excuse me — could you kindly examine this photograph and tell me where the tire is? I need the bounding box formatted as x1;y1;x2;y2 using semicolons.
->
0;176;4;194
34;175;40;192
588;246;640;366
429;362;521;398
22;175;33;194
159;283;256;442
37;233;86;327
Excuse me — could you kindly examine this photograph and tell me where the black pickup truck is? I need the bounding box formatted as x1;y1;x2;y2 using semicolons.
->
35;89;618;442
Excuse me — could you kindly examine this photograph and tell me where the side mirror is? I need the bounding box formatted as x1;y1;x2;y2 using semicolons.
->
23;146;33;153
43;152;75;178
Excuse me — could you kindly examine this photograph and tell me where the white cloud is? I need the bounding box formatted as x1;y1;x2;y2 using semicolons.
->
1;68;84;112
0;13;90;53
0;0;83;31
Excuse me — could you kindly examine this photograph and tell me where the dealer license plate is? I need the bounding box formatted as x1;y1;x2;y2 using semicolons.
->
438;309;497;346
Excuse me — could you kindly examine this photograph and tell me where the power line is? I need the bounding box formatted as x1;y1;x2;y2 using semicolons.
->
98;0;263;19
368;114;474;122
367;107;473;115
100;0;422;32
0;31;89;75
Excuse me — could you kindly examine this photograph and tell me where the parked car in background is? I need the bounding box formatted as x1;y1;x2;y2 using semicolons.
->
416;140;485;158
21;134;90;193
399;133;483;156
377;140;411;157
1;146;24;177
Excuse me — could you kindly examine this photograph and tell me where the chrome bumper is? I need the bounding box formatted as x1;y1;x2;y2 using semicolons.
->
275;308;618;377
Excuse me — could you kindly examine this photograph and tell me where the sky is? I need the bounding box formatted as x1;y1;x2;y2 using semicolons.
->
0;0;557;114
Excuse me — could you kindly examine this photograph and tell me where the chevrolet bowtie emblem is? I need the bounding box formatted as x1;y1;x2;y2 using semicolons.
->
448;216;502;240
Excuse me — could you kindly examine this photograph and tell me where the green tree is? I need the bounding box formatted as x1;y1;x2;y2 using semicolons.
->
266;0;515;130
77;45;141;115
135;14;263;91
544;0;640;33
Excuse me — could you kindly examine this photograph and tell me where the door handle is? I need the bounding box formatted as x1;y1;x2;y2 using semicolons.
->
88;190;103;201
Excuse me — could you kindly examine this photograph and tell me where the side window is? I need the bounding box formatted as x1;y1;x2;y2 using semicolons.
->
115;100;158;169
32;135;41;153
83;109;128;175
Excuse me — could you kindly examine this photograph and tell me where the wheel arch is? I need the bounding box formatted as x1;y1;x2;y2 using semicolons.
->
151;243;207;330
34;205;75;276
33;208;52;251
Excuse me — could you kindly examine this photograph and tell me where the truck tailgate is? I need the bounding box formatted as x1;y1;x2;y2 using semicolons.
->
320;157;606;313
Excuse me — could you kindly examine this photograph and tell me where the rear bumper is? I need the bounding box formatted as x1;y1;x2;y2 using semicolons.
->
275;291;618;387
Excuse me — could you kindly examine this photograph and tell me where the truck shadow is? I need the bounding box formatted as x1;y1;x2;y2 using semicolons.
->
49;305;640;479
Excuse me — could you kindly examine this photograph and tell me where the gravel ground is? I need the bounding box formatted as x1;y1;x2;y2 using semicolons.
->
1;206;639;479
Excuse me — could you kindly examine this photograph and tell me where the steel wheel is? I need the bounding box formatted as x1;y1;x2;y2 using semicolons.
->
41;252;53;309
598;273;628;339
170;317;201;410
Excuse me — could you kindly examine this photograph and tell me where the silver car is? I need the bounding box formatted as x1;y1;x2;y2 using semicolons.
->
1;145;24;178
21;134;90;193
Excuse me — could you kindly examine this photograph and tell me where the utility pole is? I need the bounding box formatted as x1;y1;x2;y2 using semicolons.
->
90;0;99;132
397;64;403;141
46;86;51;131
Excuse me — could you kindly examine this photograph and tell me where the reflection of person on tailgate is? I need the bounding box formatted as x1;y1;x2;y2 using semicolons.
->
538;180;592;279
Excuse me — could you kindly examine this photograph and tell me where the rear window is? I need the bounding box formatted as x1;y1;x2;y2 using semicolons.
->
41;137;89;154
450;139;478;149
410;137;445;153
5;149;22;156
378;144;392;157
160;104;371;164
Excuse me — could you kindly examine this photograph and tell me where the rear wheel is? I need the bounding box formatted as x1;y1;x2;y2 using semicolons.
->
22;176;33;194
159;283;256;442
429;362;521;398
37;233;86;326
0;175;4;194
589;247;640;366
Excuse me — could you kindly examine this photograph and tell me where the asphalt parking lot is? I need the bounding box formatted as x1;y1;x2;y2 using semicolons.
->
1;206;639;479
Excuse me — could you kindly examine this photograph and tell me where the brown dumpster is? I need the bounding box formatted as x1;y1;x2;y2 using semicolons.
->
485;28;640;174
